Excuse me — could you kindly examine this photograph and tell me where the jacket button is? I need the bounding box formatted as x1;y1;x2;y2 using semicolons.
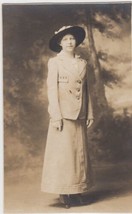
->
77;88;80;92
77;80;81;84
76;96;80;100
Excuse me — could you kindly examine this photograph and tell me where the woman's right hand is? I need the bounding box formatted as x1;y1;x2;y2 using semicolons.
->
51;119;63;131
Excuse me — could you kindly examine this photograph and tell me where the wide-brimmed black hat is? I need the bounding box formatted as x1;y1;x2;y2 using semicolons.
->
49;25;86;52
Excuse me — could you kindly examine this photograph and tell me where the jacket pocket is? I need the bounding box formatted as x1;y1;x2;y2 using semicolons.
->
58;75;69;83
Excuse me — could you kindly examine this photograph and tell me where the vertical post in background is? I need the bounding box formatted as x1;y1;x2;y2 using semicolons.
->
85;7;108;118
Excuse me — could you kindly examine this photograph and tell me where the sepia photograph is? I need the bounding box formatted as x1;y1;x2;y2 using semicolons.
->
3;1;132;213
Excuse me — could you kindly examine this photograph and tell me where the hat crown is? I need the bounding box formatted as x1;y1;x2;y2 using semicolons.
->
55;26;72;35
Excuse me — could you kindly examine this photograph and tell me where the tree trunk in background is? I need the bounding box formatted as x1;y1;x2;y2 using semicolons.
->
85;9;108;119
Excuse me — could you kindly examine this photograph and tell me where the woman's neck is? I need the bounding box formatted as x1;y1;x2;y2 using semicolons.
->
61;50;75;59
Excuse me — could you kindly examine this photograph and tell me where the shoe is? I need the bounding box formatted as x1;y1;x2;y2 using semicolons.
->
76;194;85;205
59;194;70;209
70;194;87;206
76;194;93;205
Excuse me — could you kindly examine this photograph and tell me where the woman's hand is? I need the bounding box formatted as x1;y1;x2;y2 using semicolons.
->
51;119;63;131
86;119;94;128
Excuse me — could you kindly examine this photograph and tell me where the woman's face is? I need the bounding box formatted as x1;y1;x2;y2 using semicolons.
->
59;34;76;53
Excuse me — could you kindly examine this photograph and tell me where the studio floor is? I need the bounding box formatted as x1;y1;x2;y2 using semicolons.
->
4;161;132;213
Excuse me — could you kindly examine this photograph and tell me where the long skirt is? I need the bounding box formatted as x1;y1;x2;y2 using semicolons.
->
41;118;93;194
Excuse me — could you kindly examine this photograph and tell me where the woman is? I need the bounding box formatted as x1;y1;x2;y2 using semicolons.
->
41;26;94;208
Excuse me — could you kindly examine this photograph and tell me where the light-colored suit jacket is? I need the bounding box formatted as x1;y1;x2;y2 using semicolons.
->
47;52;93;122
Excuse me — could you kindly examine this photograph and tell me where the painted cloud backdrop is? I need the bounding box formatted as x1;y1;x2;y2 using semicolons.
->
3;3;132;171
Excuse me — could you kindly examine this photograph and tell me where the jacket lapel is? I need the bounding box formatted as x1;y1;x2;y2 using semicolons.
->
56;52;87;80
77;58;87;79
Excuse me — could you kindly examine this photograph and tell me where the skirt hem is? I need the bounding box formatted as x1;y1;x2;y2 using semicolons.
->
41;181;93;194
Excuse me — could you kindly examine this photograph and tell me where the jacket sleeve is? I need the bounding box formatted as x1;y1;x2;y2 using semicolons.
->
86;69;94;120
47;58;62;121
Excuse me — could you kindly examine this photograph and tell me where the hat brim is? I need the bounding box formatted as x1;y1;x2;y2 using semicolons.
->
49;26;86;53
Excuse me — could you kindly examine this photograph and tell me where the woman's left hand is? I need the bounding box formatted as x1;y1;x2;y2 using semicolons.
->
86;119;94;128
51;119;63;131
